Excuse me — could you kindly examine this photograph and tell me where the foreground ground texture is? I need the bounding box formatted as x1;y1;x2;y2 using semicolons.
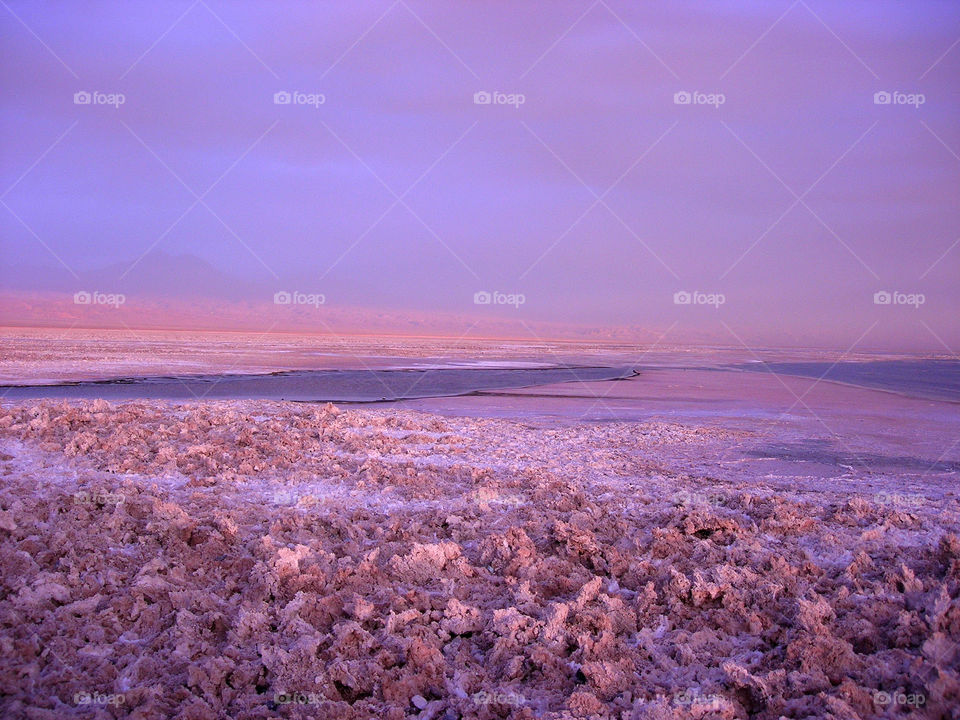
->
0;400;957;719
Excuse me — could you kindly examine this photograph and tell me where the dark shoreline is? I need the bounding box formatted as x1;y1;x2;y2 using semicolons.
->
0;365;640;403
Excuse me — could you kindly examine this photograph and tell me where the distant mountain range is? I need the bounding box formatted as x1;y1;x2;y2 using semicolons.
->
1;251;265;302
0;250;672;342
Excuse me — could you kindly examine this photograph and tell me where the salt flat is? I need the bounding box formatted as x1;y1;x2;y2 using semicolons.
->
1;331;958;718
0;362;958;718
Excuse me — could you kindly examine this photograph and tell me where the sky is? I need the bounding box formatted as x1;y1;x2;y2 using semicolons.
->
1;0;958;351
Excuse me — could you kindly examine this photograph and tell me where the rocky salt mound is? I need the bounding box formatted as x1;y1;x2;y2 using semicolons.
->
0;399;957;719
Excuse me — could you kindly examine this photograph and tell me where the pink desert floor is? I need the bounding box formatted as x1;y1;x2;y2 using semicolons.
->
0;358;958;718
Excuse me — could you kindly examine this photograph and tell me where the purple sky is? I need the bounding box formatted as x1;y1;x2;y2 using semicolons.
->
1;1;958;350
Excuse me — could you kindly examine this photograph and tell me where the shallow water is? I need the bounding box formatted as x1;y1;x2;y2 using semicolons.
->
732;359;960;402
0;365;635;402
